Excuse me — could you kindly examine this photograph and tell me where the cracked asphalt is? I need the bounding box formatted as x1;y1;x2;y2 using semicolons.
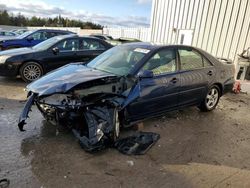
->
0;76;250;188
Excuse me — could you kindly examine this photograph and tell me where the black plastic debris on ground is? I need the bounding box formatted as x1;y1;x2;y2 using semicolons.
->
73;129;160;155
114;132;160;155
0;179;10;188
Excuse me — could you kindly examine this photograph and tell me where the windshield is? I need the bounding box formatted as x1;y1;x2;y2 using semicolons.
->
87;45;150;76
16;30;33;39
32;36;64;50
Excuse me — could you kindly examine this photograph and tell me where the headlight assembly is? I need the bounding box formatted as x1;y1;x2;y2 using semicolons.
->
0;56;10;64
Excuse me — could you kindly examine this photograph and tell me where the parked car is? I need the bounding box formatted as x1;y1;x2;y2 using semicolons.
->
0;29;74;51
18;43;235;151
90;34;113;40
12;29;29;35
0;34;112;82
107;37;141;46
0;30;17;40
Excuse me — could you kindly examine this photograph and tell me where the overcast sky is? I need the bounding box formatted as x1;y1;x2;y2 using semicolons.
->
0;0;152;27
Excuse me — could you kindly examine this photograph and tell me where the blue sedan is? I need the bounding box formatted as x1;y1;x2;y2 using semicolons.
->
0;29;74;50
18;43;235;151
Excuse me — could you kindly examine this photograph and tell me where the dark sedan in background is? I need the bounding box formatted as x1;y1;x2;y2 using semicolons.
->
0;29;74;51
0;34;112;82
18;43;235;150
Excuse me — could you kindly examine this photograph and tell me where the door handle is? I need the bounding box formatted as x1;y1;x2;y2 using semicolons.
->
170;77;178;83
207;70;213;76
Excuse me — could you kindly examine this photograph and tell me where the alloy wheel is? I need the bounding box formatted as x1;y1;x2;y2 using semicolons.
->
23;64;42;81
206;88;219;110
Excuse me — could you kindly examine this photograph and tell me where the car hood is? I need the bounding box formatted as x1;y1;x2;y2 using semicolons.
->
0;47;36;56
27;63;118;96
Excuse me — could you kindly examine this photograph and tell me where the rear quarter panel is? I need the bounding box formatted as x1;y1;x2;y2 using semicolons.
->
200;50;235;94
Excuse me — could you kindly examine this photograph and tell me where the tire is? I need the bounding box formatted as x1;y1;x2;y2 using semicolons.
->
19;62;43;82
110;108;120;142
199;85;220;112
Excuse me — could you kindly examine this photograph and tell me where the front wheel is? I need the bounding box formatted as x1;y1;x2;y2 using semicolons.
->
19;62;43;82
199;86;220;112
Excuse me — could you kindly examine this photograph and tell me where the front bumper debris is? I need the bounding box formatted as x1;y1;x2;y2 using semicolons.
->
18;93;35;131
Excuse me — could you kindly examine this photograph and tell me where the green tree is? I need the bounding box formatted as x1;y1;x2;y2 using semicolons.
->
0;10;103;29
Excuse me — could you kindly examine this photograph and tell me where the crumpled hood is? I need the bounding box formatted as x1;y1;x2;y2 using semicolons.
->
27;63;117;96
0;47;35;56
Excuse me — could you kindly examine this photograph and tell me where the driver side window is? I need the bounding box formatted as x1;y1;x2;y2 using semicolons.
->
142;49;176;76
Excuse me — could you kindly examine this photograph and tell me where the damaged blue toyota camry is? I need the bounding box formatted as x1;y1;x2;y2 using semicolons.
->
18;43;235;152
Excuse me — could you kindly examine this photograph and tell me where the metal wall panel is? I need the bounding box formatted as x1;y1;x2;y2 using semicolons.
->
150;0;250;62
192;0;205;47
206;0;222;53
216;0;235;58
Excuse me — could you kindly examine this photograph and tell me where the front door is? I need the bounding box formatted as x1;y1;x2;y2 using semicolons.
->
126;48;180;121
44;38;81;72
76;38;108;63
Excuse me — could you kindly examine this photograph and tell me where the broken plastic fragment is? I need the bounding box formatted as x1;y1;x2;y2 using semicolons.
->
0;178;10;188
115;132;160;155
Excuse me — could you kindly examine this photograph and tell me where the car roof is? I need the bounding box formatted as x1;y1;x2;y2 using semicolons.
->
52;34;111;40
121;42;207;51
29;29;74;33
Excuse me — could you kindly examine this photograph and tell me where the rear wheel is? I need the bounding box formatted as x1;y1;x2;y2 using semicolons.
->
199;85;220;112
19;62;43;82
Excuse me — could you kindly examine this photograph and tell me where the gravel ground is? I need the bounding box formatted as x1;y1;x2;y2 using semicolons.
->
0;76;250;188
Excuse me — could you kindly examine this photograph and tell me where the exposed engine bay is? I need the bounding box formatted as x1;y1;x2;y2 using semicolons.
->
18;71;134;152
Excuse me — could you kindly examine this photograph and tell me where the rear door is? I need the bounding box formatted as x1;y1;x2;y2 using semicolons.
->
75;38;108;63
126;47;180;120
178;47;215;106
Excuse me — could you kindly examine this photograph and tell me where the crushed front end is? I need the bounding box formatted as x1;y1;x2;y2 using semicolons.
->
17;64;129;152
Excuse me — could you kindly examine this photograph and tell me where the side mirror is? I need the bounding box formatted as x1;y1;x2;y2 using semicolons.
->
52;47;59;54
137;70;154;79
26;36;34;41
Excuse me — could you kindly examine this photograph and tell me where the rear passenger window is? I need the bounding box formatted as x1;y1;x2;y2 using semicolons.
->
179;49;203;70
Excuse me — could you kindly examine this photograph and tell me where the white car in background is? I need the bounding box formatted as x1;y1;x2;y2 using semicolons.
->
0;29;17;40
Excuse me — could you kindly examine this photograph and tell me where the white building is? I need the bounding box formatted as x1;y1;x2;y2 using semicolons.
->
150;0;250;62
